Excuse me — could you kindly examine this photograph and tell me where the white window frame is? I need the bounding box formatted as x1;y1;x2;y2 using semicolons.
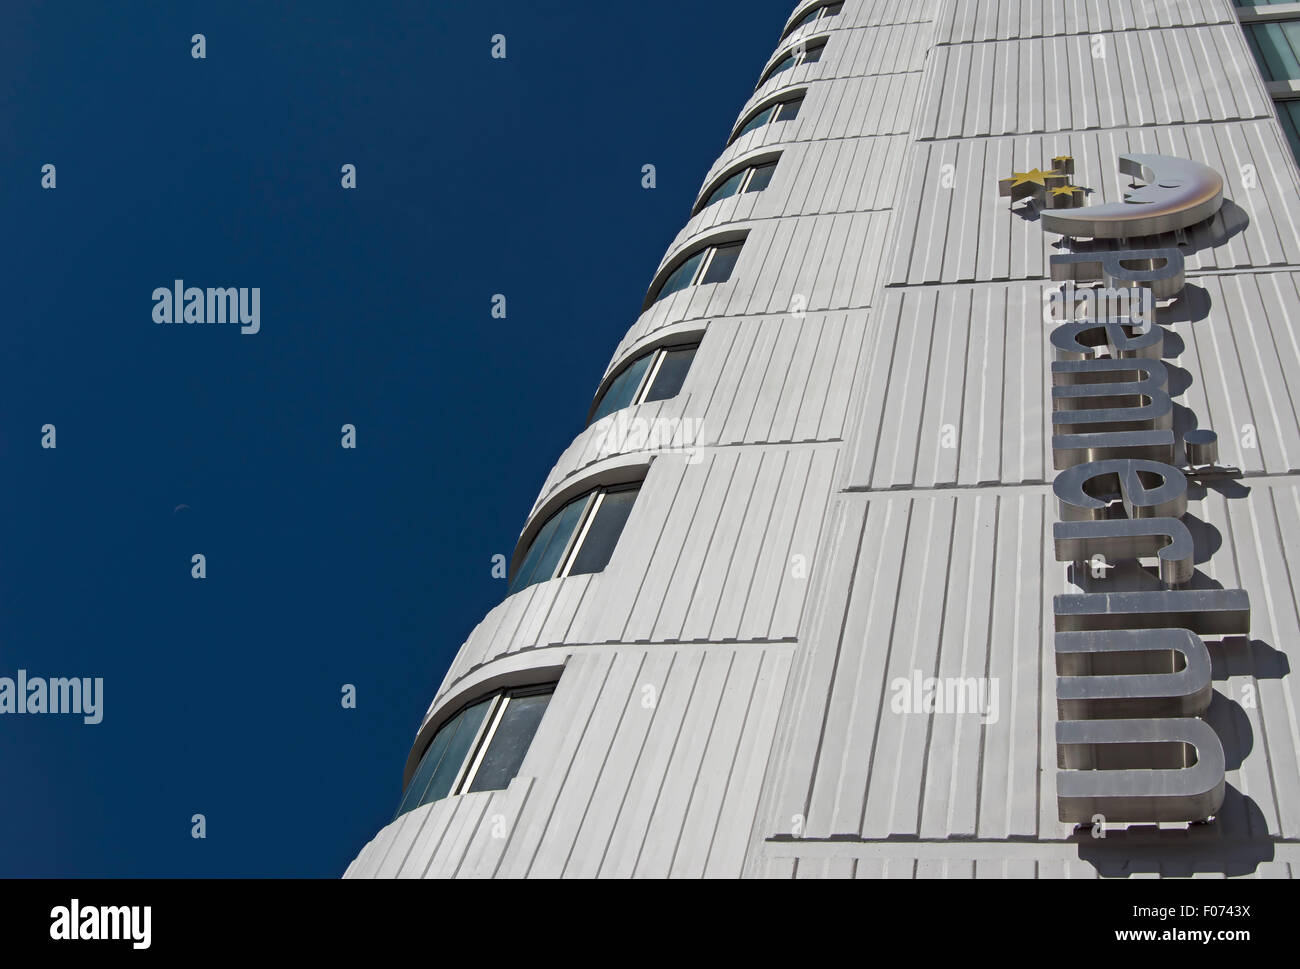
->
430;684;558;800
558;491;607;579
732;93;803;144
398;694;500;816
657;240;743;302
699;159;778;212
775;96;804;122
1237;4;1300;25
783;1;845;39
689;246;722;287
1236;7;1300;163
445;694;503;796
516;483;642;589
589;342;700;425
702;160;769;212
731;167;761;195
556;482;641;580
1238;9;1300;97
638;349;671;400
454;693;509;795
697;241;743;285
761;37;827;85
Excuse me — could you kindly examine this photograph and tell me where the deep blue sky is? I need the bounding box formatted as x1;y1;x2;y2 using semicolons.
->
0;0;797;875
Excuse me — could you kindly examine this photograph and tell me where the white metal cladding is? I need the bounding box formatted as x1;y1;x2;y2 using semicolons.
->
757;849;1296;878
348;0;1300;878
722;73;922;160
345;642;795;878
935;0;1236;42
841;269;1300;490
757;21;933;85
682;138;909;241
916;27;1271;140
748;482;1300;864
614;210;894;356
536;311;871;515
787;0;940;34
429;443;841;705
703;82;918;194
888;122;1300;287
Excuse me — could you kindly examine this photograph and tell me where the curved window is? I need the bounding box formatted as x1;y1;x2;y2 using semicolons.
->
1278;99;1300;164
732;93;804;143
1244;19;1300;81
760;38;826;85
649;239;744;304
509;483;641;595
1240;15;1300;165
394;684;555;819
590;342;700;425
697;159;778;212
782;1;844;39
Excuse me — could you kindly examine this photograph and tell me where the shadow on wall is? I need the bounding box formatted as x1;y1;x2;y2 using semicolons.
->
1074;788;1274;877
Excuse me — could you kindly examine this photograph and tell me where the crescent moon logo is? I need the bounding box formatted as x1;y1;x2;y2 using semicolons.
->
1039;154;1224;239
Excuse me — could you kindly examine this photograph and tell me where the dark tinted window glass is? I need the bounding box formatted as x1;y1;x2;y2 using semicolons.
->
704;168;748;208
467;691;554;793
568;488;638;576
789;8;819;32
774;96;803;122
643;346;698;402
745;162;777;194
590;353;653;424
418;698;493;806
700;242;742;285
1281;21;1300;76
803;43;824;64
736;104;776;139
766;52;797;81
1248;22;1300;80
1280;100;1300;163
785;1;842;38
654;249;706;303
509;495;588;594
521;497;587;592
1245;24;1269;79
395;710;461;818
508;512;561;594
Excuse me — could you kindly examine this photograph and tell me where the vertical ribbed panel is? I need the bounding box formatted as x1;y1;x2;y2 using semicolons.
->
935;0;1234;42
888;122;1300;287
428;443;840;699
917;26;1268;139
349;644;795;878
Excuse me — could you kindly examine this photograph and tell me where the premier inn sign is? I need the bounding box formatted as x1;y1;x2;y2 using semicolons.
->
1004;152;1251;826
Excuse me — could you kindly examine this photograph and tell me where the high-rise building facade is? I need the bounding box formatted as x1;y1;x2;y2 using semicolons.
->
347;0;1300;878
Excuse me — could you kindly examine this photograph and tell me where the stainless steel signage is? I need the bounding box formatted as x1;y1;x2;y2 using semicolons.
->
1006;153;1250;826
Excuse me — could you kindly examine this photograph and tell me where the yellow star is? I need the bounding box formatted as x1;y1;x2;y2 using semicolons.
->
999;168;1051;202
1047;184;1085;209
